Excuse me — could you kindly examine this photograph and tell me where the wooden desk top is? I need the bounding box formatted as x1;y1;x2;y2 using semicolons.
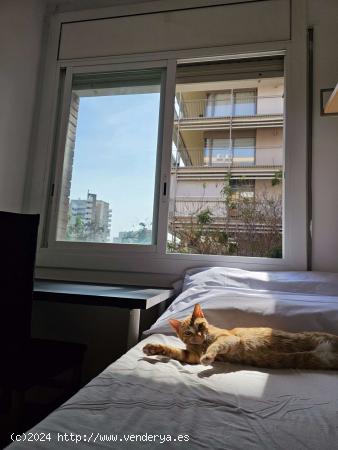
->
33;280;174;310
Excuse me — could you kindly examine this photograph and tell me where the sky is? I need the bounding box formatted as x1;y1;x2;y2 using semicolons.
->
68;90;160;241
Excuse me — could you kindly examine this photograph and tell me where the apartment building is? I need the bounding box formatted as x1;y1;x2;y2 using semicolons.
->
169;73;284;257
68;192;112;242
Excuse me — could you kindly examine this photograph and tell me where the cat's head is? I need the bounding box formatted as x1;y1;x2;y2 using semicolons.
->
169;304;208;345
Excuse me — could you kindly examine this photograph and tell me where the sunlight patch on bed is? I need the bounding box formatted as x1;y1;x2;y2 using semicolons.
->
233;371;270;398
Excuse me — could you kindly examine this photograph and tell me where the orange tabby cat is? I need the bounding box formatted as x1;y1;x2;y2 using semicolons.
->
143;304;338;369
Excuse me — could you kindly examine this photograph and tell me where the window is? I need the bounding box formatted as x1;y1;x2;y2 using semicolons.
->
204;136;255;167
206;92;232;117
47;55;288;266
230;179;255;199
205;89;257;118
233;137;255;166
204;138;232;166
55;69;162;245
233;90;257;116
169;59;284;258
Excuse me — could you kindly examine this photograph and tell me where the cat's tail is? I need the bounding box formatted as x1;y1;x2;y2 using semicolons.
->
265;350;338;370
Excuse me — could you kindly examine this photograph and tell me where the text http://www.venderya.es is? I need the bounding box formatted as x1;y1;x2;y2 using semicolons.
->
10;431;190;445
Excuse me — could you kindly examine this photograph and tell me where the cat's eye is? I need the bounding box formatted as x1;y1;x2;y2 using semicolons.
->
184;330;193;336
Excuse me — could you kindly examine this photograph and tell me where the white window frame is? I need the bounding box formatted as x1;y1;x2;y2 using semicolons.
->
26;0;308;282
46;60;169;255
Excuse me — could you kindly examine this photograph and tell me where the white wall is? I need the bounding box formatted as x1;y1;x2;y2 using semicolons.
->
0;0;45;212
309;0;338;271
5;0;336;272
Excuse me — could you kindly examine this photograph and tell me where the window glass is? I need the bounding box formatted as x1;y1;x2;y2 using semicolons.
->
234;90;256;116
56;69;162;245
230;179;255;198
168;60;284;258
206;92;232;117
233;137;255;166
204;139;232;166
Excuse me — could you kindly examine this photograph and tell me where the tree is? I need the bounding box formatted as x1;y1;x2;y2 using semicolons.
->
168;175;282;258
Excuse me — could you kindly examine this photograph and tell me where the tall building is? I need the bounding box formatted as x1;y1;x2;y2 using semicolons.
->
68;191;112;243
95;198;113;242
56;93;79;241
169;75;284;257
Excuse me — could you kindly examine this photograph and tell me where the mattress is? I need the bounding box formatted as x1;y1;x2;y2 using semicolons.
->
7;333;338;449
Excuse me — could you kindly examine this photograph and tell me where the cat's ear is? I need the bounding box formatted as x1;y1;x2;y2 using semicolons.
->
192;303;204;319
169;319;181;334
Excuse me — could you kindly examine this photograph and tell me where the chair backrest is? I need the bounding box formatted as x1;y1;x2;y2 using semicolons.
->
0;211;40;346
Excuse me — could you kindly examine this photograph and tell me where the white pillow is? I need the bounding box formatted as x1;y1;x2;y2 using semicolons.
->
183;267;338;296
144;268;338;336
146;286;338;336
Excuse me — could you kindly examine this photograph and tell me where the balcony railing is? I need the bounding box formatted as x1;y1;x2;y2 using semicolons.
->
170;199;228;218
172;146;283;169
175;95;283;120
168;199;282;233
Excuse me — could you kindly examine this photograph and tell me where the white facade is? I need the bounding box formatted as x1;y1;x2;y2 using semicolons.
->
171;77;284;226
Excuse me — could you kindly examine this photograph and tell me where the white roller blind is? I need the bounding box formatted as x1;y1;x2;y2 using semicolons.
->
176;57;284;83
59;0;290;60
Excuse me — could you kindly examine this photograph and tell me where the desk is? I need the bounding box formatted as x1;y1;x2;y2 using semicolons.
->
33;280;174;349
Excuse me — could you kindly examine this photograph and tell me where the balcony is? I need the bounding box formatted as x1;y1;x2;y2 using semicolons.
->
174;95;284;130
169;199;282;234
171;147;283;180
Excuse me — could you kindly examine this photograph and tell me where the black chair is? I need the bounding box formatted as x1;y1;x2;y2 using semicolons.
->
0;211;86;432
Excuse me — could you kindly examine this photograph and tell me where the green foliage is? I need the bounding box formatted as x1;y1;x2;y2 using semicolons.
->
268;246;283;258
216;231;229;245
66;214;85;240
220;172;233;207
66;214;108;242
118;222;152;244
271;170;283;186
197;209;213;225
168;190;282;258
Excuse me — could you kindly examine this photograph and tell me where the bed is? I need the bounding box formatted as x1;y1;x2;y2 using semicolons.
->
7;268;338;449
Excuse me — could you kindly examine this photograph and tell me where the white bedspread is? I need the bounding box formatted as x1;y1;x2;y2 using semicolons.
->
7;334;338;450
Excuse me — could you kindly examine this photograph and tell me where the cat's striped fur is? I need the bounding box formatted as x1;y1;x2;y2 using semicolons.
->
143;304;338;369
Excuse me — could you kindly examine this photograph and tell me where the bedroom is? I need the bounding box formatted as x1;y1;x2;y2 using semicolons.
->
1;0;338;448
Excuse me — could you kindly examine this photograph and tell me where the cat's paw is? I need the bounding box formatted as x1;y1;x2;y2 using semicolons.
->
143;343;167;356
200;353;215;366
